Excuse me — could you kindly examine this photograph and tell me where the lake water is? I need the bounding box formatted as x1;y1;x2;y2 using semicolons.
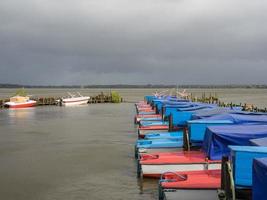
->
0;88;266;200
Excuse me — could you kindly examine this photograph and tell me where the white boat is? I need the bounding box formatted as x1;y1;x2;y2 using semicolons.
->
137;151;221;178
4;96;37;108
140;162;221;178
60;92;90;106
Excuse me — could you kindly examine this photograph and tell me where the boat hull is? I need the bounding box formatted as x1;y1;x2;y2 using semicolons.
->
139;162;221;178
62;99;89;106
161;189;218;200
4;101;37;108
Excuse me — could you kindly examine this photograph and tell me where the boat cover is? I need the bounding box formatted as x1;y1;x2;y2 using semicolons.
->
250;137;267;146
177;105;216;112
201;113;267;124
191;108;239;120
253;158;267;200
203;125;267;160
229;146;267;187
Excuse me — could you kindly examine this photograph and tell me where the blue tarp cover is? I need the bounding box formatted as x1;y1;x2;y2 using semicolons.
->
253;158;267;200
177;105;216;111
191;108;241;120
203;125;267;160
201;113;267;124
229;146;267;187
250;137;267;146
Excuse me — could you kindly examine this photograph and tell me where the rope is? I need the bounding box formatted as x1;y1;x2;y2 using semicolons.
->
160;171;187;182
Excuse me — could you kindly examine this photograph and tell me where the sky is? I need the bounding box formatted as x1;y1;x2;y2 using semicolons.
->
0;0;267;85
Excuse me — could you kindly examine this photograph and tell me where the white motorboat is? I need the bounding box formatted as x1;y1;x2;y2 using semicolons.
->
60;92;90;106
4;96;37;108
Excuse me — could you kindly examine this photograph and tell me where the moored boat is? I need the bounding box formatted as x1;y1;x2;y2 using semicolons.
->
158;170;221;200
60;92;90;106
253;157;267;200
219;146;267;200
4;95;36;108
138;125;267;178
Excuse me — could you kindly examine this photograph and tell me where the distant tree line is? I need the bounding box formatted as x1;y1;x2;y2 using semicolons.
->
1;83;267;89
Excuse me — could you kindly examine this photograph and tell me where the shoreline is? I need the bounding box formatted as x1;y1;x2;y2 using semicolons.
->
1;84;267;89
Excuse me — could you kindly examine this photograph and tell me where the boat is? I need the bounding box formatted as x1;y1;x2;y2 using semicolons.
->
135;117;233;159
253;157;267;200
144;131;183;140
158;170;221;200
138;125;267;178
158;137;267;200
160;188;218;200
219;146;267;200
177;89;191;98
4;95;36;108
138;126;170;138
135;137;184;158
135;114;162;124
186;112;267;149
60;92;90;106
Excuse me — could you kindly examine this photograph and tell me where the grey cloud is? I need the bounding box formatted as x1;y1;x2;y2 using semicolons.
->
0;0;267;85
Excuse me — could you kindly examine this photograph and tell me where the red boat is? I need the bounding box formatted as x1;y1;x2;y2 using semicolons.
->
137;107;155;112
4;96;37;109
138;150;221;178
158;169;220;200
160;169;221;189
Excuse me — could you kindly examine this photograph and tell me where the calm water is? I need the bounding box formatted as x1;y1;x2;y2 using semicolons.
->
0;88;267;200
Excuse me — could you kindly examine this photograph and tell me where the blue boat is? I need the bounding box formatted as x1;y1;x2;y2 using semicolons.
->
185;113;267;149
136;138;183;149
203;125;267;160
139;120;169;127
135;138;184;158
187;119;234;147
170;106;217;127
219;146;267;200
253;158;267;200
144;131;183;140
144;95;155;104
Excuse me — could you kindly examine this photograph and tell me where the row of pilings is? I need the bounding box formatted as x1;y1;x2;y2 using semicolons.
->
184;93;267;113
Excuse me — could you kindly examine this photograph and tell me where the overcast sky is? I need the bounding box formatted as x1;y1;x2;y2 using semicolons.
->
0;0;267;85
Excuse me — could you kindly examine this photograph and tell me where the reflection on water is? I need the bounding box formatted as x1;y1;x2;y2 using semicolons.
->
7;107;36;124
